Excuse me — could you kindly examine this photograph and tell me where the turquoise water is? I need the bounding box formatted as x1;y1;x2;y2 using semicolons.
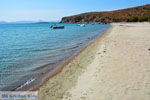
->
0;23;110;90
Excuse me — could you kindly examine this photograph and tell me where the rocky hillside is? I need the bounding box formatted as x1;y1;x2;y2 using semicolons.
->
60;4;150;24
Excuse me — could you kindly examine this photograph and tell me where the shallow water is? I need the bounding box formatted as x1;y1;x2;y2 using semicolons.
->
0;23;110;90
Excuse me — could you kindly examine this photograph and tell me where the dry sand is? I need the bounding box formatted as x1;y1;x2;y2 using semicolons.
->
38;23;150;100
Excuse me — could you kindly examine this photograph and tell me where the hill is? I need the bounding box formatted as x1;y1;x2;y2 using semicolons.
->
60;4;150;24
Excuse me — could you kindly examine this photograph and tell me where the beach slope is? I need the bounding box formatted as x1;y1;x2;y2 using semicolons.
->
38;23;150;100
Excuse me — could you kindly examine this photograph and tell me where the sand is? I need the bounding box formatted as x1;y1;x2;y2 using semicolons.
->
37;23;150;100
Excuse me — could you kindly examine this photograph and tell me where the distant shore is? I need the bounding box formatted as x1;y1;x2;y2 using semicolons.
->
38;22;150;100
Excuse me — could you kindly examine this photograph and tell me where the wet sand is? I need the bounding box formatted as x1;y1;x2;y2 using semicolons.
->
37;23;150;100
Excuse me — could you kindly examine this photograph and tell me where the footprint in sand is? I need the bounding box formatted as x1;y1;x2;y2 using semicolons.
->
103;50;106;53
63;92;72;100
98;52;101;54
80;96;87;100
83;93;87;96
79;93;88;100
64;96;72;100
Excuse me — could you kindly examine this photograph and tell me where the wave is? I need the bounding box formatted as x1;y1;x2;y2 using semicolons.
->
15;78;36;90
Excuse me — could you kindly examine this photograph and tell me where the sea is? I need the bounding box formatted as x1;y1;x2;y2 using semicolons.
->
0;23;110;91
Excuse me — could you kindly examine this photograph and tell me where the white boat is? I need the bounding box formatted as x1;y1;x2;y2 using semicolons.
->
77;24;86;27
80;24;85;27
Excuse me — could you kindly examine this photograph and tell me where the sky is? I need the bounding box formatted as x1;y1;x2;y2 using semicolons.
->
0;0;149;22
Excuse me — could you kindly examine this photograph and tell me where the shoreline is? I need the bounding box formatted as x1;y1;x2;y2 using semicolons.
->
0;24;111;91
31;25;112;91
38;22;150;100
37;25;113;98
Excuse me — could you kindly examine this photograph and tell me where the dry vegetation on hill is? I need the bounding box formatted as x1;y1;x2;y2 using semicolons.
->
61;4;150;23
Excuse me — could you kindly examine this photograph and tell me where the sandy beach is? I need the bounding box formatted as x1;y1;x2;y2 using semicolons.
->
38;23;150;100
